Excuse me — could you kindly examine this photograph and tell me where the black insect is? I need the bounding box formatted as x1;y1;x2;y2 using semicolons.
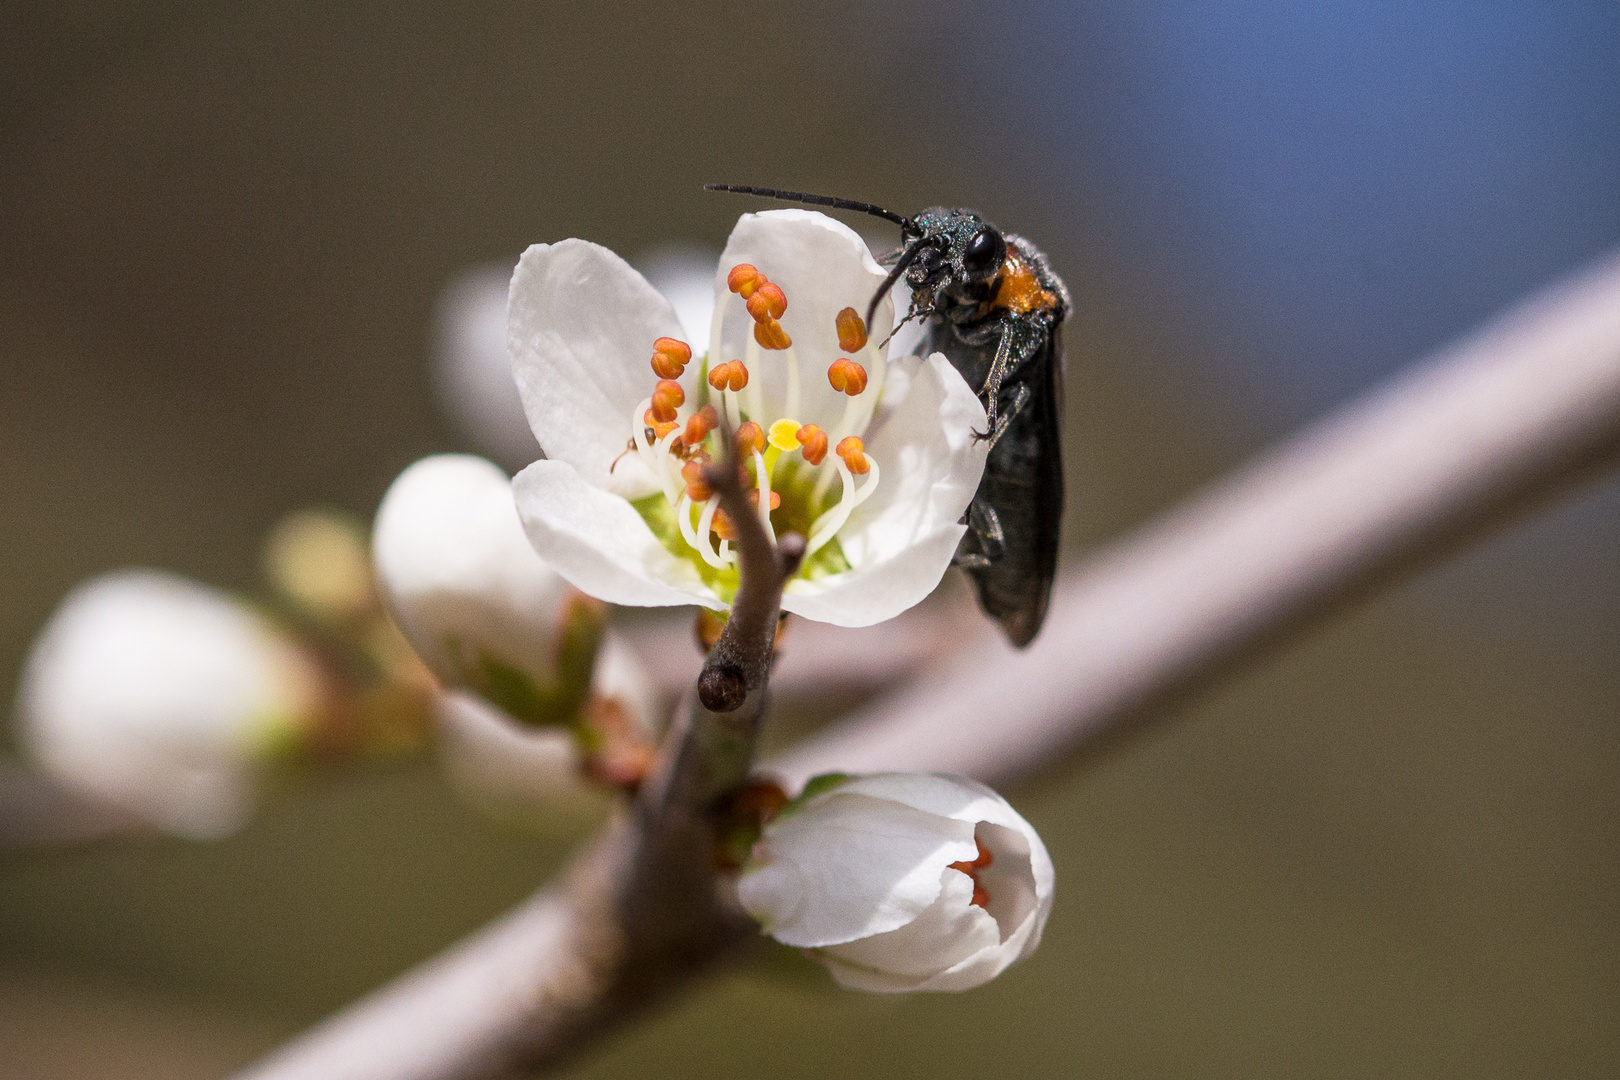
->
706;184;1069;647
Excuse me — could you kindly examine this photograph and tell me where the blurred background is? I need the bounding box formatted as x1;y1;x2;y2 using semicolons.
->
2;1;1618;1076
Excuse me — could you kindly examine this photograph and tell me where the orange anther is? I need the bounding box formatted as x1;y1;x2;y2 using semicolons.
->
827;358;869;395
835;307;868;352
651;337;691;379
795;423;828;465
643;409;679;439
681;457;713;501
727;263;764;298
652;377;685;416
747;488;782;512
683;404;718;447
734;421;765;457
754;318;792;350
707;360;749;392
948;839;994;908
836;435;871;475
746;281;787;322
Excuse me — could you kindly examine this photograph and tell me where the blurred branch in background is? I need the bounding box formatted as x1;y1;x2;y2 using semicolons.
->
235;244;1620;1080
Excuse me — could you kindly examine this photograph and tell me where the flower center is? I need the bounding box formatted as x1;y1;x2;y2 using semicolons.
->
948;837;994;909
622;265;890;602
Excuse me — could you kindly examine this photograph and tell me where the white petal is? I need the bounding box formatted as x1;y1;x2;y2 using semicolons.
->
16;571;315;838
737;791;978;948
508;239;685;498
781;525;965;626
712;210;895;433
373;454;575;687
780;354;987;626
432;261;540;473
836;773;1056;961
434;689;605;819
513;459;723;610
636;245;718;356
815;866;1002;992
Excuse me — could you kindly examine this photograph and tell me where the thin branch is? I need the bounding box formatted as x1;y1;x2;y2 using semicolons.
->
238;447;800;1080
771;245;1620;788
235;246;1620;1080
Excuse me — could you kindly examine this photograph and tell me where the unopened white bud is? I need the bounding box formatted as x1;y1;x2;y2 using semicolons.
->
16;570;319;839
373;454;578;703
435;630;657;821
737;772;1054;993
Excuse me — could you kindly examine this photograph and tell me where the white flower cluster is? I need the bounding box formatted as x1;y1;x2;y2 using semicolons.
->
13;209;1053;995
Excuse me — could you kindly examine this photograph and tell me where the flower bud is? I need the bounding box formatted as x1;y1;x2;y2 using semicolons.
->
16;570;322;839
737;772;1054;993
373;454;596;724
435;630;657;824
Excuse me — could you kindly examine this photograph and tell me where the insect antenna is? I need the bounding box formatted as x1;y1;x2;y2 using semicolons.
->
864;235;940;331
705;184;913;231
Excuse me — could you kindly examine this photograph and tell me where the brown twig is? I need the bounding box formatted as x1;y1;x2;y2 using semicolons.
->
238;444;801;1080
235;246;1620;1080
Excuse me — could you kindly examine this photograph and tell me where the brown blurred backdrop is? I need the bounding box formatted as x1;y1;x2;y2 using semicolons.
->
1;3;1616;1077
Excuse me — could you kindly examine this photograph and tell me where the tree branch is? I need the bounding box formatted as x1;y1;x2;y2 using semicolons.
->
234;246;1620;1080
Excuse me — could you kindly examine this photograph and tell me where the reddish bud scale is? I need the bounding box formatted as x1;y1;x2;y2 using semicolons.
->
827;358;868;396
836;435;871;475
795;423;828;465
835;307;868;352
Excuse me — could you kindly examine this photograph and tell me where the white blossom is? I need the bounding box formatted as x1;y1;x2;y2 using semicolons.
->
508;209;989;627
737;772;1054;993
373;452;658;802
373;453;578;701
16;570;320;839
433;253;718;473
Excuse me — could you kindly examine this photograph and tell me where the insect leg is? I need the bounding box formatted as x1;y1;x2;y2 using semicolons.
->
972;321;1017;442
952;499;1005;569
982;383;1031;451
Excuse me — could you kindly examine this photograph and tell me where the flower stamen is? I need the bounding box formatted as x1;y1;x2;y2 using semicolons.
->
651;336;691;379
835;306;867;352
827;358;868;396
948;838;995;909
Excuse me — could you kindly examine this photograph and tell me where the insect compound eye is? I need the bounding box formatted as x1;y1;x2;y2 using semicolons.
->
961;226;1005;278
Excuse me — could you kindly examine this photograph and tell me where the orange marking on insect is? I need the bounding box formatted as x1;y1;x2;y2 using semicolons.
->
990;251;1060;316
